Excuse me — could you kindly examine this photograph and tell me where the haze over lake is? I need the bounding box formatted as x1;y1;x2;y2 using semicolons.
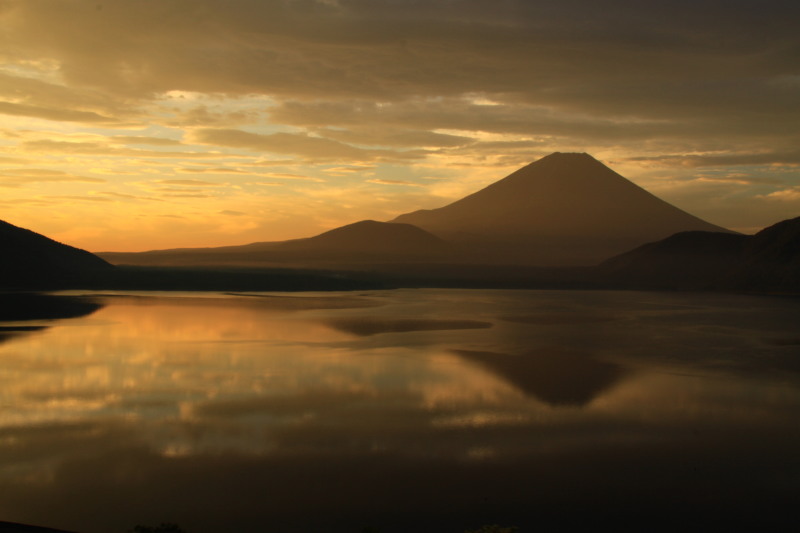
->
1;289;799;532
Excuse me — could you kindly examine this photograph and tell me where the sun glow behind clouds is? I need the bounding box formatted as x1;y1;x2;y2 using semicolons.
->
0;0;798;250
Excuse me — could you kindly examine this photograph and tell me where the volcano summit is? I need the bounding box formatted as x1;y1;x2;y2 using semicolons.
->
392;152;732;265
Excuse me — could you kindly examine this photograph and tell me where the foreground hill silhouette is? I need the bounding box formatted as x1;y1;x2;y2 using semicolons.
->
392;152;732;265
100;152;731;268
599;216;800;291
0;219;114;289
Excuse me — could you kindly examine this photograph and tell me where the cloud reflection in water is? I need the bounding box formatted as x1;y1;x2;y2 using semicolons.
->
0;289;798;533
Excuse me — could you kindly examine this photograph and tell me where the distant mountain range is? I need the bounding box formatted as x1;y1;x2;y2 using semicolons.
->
100;152;732;268
2;152;798;292
100;220;451;268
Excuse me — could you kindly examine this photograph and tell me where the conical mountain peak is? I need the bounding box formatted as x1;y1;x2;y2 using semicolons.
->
490;151;639;186
521;151;600;168
391;152;732;265
532;151;594;162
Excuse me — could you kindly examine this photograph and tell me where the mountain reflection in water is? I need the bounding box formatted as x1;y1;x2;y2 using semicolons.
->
0;293;103;345
0;289;799;533
452;349;628;406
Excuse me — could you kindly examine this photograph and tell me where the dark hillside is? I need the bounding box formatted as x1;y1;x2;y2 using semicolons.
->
597;216;800;292
0;219;114;289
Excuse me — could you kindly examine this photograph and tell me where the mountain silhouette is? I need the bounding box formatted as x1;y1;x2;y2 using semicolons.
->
598;216;800;291
727;216;800;291
598;231;748;288
392;152;732;265
100;220;450;267
0;219;114;289
274;220;448;256
99;152;733;270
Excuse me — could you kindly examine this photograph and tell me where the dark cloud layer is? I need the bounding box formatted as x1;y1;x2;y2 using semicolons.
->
2;0;797;160
0;101;115;123
191;128;425;161
4;1;798;115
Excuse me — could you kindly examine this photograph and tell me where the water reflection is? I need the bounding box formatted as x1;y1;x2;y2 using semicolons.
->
0;292;103;345
0;293;103;322
453;349;629;406
0;290;798;533
325;317;493;336
0;325;48;345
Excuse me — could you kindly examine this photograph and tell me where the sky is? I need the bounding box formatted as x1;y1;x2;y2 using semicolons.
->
1;0;799;252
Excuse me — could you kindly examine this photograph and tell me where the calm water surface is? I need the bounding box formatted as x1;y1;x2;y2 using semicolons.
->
1;289;799;532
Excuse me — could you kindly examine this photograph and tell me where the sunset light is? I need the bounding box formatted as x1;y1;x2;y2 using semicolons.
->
2;4;799;532
1;1;798;251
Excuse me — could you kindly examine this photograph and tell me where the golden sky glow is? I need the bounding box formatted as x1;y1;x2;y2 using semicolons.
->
1;0;799;251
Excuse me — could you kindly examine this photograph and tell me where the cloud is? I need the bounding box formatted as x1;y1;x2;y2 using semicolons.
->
0;155;30;164
111;136;183;146
190;128;425;162
0;168;106;185
19;139;231;159
367;178;424;187
0;71;130;119
759;188;800;201
0;101;116;123
156;179;227;187
324;166;376;175
252;173;326;183
160;104;262;128
153;189;217;199
4;1;798;152
244;182;283;187
1;1;792;121
46;195;113;202
176;166;249;174
270;98;766;152
694;174;784;186
98;191;160;202
316;128;473;148
627;151;800;168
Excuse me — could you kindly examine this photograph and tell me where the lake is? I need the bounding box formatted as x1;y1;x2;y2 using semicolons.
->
1;289;799;532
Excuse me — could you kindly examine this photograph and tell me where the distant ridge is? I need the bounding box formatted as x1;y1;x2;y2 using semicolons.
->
100;220;450;267
598;216;800;291
392;152;732;265
598;231;748;288
275;220;448;256
0;219;113;289
728;215;800;291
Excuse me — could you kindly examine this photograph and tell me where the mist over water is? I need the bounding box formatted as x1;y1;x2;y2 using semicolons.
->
1;290;799;532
